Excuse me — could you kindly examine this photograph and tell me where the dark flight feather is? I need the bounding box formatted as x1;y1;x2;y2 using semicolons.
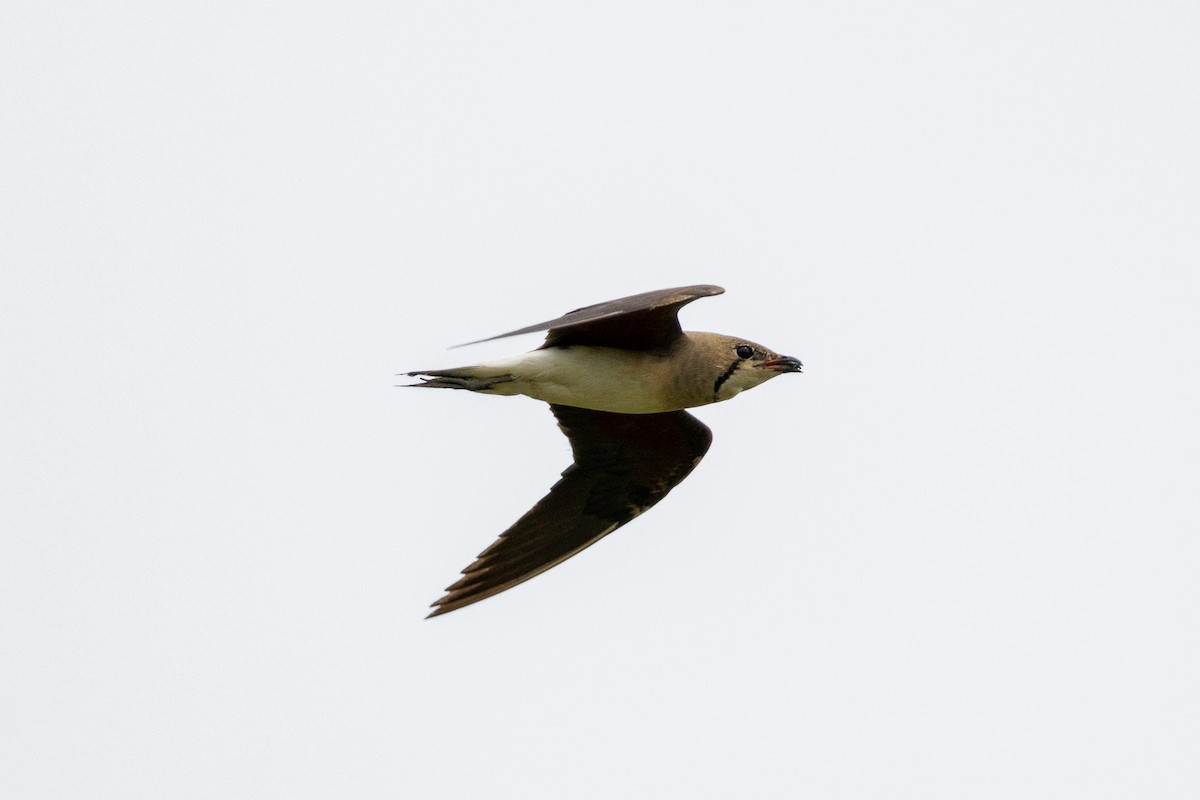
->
427;405;713;617
455;284;724;351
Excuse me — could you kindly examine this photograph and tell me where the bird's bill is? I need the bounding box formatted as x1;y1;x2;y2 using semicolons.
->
760;355;803;373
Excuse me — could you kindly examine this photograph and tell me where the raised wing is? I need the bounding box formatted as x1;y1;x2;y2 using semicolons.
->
427;405;713;617
457;284;724;351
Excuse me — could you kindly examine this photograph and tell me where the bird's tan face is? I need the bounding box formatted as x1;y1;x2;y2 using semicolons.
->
694;333;803;404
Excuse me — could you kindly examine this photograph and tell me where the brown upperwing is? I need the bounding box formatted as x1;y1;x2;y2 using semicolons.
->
456;284;724;351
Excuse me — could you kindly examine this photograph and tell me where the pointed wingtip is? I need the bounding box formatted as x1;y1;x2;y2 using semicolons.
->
449;331;541;349
425;596;452;618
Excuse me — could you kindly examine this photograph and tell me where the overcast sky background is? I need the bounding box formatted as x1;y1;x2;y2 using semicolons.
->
3;2;1199;798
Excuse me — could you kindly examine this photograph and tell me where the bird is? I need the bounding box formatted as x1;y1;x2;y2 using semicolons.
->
404;284;802;617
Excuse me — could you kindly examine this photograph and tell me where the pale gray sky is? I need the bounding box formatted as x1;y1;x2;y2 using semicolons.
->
3;2;1199;798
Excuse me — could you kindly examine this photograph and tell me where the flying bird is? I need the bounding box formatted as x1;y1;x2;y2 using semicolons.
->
405;284;802;617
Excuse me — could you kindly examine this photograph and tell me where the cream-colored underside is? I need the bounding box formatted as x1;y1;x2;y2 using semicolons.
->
465;347;692;414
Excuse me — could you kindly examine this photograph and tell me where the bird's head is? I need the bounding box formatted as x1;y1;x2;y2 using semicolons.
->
688;333;803;403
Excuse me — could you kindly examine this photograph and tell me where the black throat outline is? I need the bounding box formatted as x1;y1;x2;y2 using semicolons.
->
712;360;741;402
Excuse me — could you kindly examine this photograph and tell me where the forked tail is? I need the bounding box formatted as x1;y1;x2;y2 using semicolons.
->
401;367;516;392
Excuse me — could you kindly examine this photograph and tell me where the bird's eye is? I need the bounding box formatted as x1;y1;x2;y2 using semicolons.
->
735;344;754;359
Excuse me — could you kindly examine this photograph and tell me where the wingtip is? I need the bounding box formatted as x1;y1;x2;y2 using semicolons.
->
450;330;540;349
426;595;454;618
426;596;473;619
